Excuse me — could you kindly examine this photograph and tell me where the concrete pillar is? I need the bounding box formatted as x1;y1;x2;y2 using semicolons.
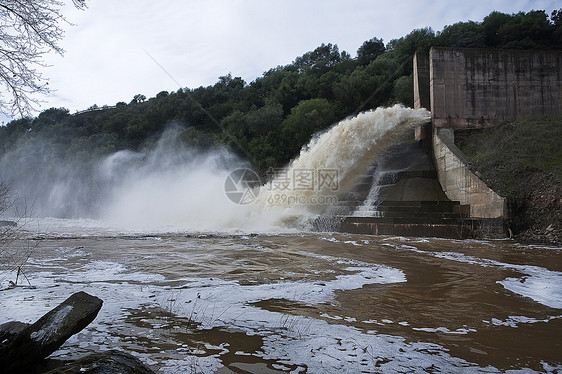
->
413;52;430;111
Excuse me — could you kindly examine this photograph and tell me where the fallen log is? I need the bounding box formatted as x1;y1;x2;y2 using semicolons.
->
0;291;103;373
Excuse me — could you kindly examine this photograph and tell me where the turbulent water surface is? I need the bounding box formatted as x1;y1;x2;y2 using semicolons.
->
1;220;561;373
1;106;561;372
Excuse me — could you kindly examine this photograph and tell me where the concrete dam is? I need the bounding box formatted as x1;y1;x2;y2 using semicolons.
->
324;47;562;239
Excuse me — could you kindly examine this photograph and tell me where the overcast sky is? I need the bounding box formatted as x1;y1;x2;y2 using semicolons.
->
13;0;562;119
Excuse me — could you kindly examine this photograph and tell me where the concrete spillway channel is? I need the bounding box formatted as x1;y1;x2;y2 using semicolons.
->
314;135;506;239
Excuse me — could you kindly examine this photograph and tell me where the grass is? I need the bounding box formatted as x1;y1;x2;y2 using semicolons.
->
459;115;562;198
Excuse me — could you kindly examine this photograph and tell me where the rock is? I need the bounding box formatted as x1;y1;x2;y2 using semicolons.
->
43;350;155;374
0;321;30;346
0;291;103;373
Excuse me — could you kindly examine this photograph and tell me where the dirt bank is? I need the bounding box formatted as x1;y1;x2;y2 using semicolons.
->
510;171;561;245
456;116;561;246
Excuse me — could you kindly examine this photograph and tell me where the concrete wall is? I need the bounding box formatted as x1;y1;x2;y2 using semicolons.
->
433;128;506;218
417;47;562;218
430;47;562;128
414;52;431;110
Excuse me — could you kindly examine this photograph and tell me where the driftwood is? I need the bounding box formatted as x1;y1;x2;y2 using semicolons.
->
0;292;103;373
1;292;102;373
44;350;155;374
0;291;155;374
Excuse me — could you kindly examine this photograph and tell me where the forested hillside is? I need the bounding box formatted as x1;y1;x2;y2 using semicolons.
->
1;9;561;175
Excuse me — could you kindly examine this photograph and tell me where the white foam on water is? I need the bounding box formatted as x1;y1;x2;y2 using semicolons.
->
433;253;562;310
384;241;562;310
484;315;562;328
498;271;562;310
0;241;517;373
412;326;478;335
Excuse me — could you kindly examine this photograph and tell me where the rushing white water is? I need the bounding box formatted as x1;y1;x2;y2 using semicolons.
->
352;166;384;217
253;105;430;222
1;105;429;232
99;147;254;232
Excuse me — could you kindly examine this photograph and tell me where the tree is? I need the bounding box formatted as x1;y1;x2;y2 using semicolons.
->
333;53;401;113
281;98;339;155
31;107;69;130
0;0;87;117
130;94;146;104
481;11;514;47
552;9;562;45
293;43;344;75
435;21;486;48
391;75;414;106
488;11;552;49
386;28;436;67
357;37;385;65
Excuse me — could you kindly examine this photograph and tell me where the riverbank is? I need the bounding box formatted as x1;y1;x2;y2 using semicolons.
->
510;171;561;244
457;115;561;245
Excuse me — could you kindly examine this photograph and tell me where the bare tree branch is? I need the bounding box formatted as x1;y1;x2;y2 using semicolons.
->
0;0;87;117
0;181;38;288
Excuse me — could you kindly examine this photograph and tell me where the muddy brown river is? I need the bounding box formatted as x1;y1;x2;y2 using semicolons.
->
1;220;561;373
